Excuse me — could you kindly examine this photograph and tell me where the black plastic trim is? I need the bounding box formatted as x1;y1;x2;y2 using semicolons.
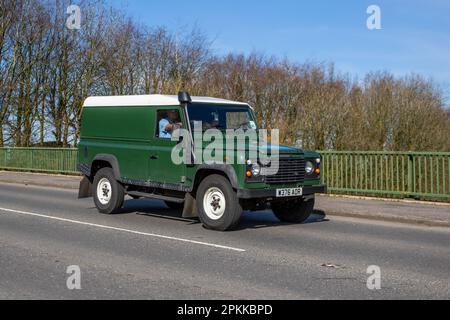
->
195;164;240;189
78;163;91;177
119;177;191;193
127;191;185;203
92;154;121;179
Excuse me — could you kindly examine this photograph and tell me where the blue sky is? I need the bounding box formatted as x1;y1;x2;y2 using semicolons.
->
109;0;450;102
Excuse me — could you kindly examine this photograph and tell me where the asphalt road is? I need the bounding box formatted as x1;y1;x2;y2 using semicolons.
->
0;182;449;300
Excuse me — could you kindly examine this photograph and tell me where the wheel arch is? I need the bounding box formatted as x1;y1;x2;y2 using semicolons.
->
192;164;239;194
90;154;121;180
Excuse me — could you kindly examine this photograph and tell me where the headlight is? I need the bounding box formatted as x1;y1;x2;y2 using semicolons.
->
251;163;261;176
305;161;314;174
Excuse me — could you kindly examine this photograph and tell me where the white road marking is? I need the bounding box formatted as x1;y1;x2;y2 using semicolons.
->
0;207;246;252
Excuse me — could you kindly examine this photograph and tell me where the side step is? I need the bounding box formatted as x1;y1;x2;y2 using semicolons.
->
127;191;184;203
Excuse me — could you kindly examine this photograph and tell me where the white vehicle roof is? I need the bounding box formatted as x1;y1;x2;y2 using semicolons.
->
83;95;249;107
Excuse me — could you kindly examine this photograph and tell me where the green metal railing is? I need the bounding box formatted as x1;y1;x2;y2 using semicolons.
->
320;151;450;201
0;148;79;175
0;148;449;201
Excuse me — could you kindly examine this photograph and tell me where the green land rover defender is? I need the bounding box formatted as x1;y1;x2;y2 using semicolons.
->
77;92;326;231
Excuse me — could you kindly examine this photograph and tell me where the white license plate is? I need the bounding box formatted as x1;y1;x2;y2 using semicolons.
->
276;188;303;198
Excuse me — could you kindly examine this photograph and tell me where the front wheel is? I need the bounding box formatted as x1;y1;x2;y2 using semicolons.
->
93;168;125;214
272;198;315;223
196;175;242;231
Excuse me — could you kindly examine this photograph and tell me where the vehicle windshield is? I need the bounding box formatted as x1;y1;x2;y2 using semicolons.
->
187;103;258;131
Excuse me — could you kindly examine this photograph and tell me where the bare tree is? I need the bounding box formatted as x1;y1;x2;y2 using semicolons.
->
1;0;448;151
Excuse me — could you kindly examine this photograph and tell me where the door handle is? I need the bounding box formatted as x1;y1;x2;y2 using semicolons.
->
150;155;159;160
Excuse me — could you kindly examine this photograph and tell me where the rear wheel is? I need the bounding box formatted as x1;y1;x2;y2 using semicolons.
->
196;175;242;231
272;198;315;223
93;168;124;214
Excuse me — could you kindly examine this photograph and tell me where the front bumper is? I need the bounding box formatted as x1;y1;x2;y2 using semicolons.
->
237;184;327;199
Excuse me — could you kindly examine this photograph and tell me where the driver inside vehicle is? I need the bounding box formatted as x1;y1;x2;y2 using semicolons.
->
159;110;183;139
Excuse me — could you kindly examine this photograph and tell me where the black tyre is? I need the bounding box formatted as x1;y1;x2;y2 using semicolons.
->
272;198;315;223
164;201;184;210
196;175;242;231
93;167;125;214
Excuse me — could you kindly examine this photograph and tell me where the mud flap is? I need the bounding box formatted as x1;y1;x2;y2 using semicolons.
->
182;192;199;218
78;176;93;199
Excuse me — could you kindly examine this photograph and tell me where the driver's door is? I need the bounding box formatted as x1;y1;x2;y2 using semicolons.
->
149;107;186;186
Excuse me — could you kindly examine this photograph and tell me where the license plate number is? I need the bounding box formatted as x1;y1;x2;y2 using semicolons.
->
276;188;303;198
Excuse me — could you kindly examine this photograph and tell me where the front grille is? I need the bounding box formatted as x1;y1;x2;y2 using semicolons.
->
265;156;306;184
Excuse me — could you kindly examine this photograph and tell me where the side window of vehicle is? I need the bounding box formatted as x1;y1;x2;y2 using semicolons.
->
156;109;182;140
